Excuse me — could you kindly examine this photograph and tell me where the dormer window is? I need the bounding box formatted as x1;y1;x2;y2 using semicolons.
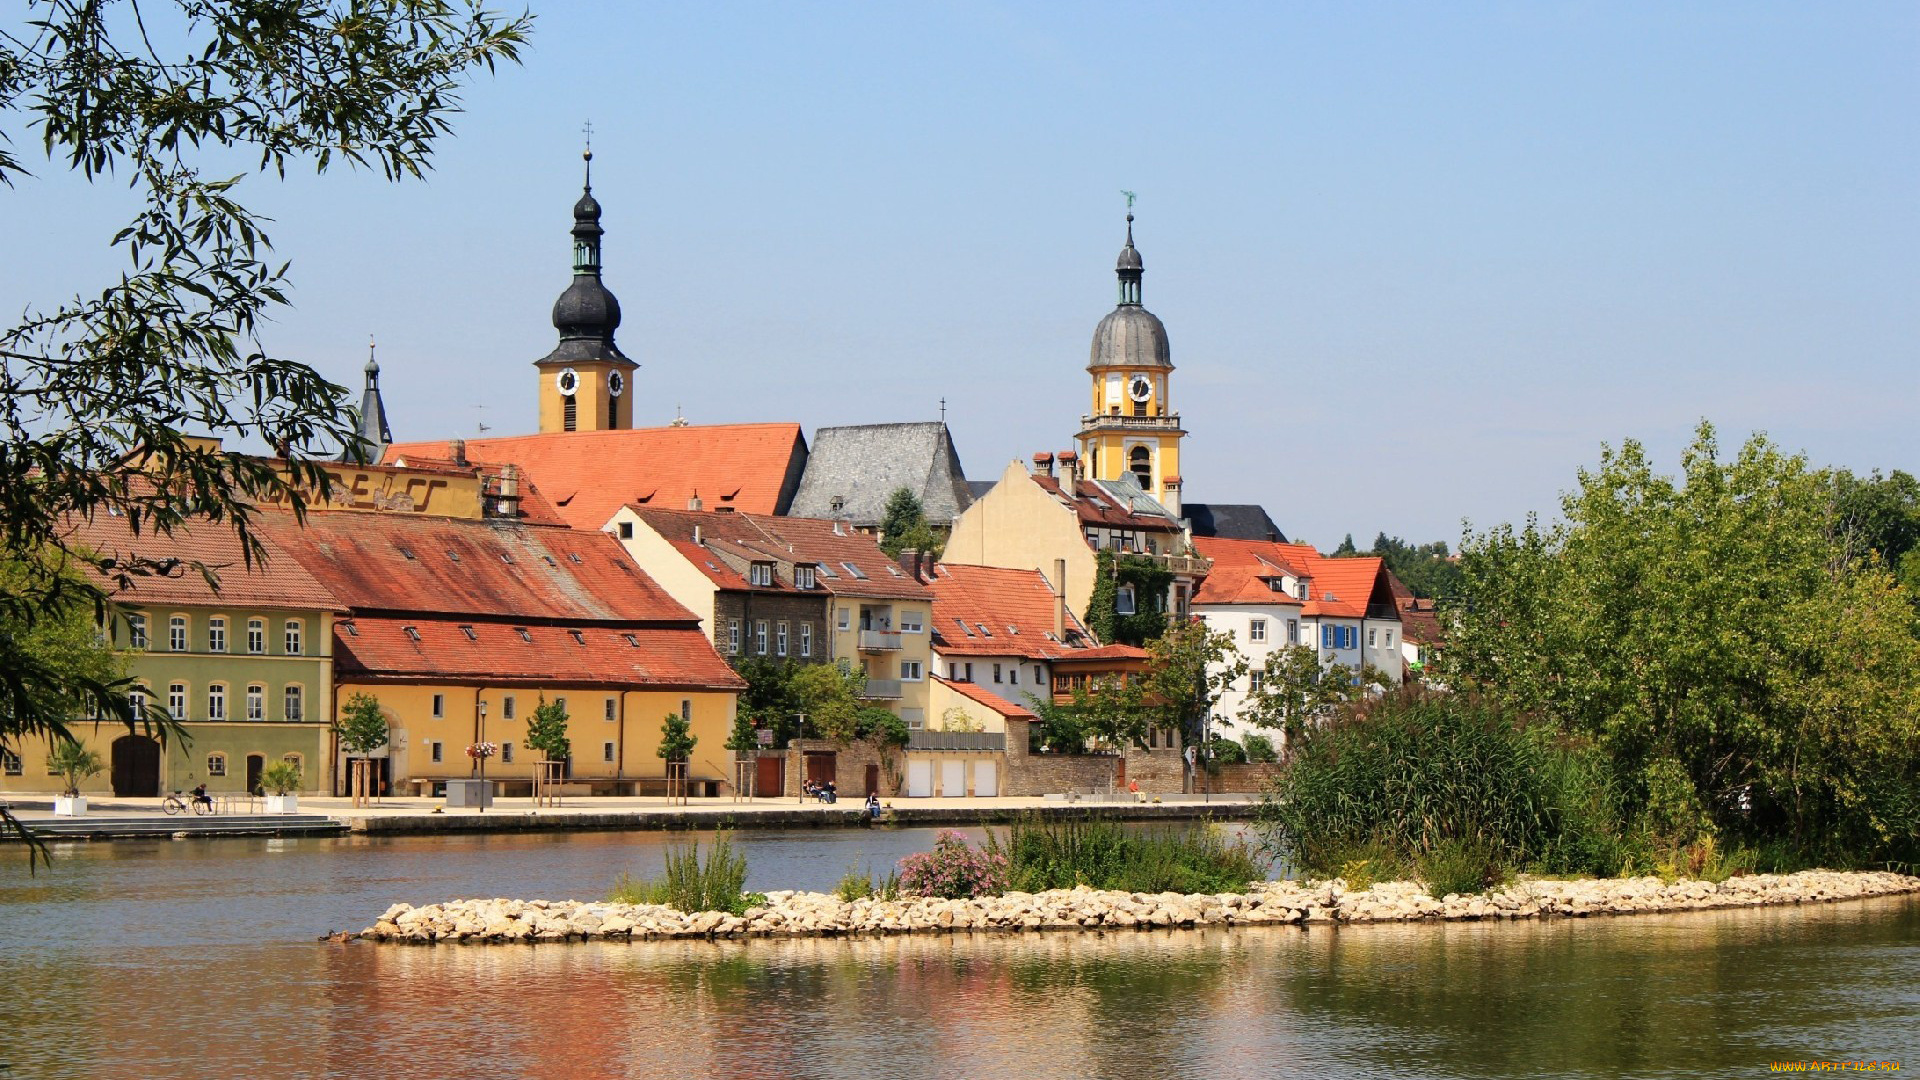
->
794;565;816;590
749;562;775;587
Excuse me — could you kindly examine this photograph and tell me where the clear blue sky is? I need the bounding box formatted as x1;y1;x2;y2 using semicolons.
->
9;2;1917;547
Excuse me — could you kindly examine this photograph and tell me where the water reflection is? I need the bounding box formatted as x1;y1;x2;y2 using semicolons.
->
2;832;1917;1079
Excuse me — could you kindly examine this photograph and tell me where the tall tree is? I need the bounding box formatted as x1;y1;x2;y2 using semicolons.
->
1143;618;1245;787
1366;533;1464;599
656;712;697;764
794;662;867;742
878;487;942;559
0;2;530;773
523;697;571;763
1443;423;1920;860
1236;645;1384;754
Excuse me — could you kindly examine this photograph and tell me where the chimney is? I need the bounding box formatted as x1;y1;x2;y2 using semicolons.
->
898;549;923;582
687;490;703;512
1052;558;1067;641
495;463;521;518
1032;451;1054;478
1162;474;1182;518
448;438;467;467
692;522;703;546
832;519;846;536
1056;450;1079;481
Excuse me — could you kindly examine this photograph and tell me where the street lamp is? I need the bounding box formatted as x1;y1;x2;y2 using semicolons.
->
476;698;488;814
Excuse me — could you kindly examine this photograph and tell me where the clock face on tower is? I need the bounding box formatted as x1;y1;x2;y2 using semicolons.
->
555;368;579;396
608;370;625;398
1128;375;1153;403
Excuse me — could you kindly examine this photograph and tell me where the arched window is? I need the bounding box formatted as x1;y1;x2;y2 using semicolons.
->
283;619;304;656
1128;445;1152;488
168;683;187;721
169;615;188;652
206;683;226;721
206;752;228;777
247;618;265;655
246;684;264;721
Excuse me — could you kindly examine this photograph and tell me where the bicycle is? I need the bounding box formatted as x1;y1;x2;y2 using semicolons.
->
162;788;216;816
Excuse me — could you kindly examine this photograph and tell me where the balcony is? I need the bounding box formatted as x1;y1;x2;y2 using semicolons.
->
861;679;903;700
1079;412;1184;432
858;629;902;651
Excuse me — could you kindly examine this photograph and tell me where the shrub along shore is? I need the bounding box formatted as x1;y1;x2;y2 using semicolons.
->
355;869;1920;945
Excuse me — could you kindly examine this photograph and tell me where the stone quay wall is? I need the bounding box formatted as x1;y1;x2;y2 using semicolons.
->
356;870;1920;946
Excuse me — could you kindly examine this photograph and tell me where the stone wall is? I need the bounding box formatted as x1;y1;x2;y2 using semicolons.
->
784;738;900;798
1001;717;1117;796
1119;746;1186;795
1208;763;1283;793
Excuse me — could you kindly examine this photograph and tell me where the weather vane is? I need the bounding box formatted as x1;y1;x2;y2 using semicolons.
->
1121;189;1136;211
582;119;594;152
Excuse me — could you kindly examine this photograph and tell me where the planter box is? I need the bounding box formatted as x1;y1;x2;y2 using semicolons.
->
264;794;298;814
53;795;87;817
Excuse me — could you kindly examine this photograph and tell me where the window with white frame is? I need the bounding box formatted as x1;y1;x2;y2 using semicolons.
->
1368;627;1377;648
168;682;187;720
1249;671;1265;692
169;615;188;652
283;619;304;656
604;698;617;722
794;565;816;590
206;683;226;720
1287;619;1299;645
900;660;923;681
836;607;850;631
755;620;768;655
800;623;812;658
246;684;264;721
749;562;774;587
776;621;788;656
1249;619;1267;643
284;684;303;721
728;618;741;655
206;752;227;777
1115;585;1137;615
900;611;923;633
208;616;227;653
130;686;147;717
127;612;148;649
247;618;265;654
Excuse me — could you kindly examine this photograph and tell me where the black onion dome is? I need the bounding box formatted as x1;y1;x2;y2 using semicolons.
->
552;275;622;338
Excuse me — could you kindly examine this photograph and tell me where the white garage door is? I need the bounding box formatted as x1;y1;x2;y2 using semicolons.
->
973;761;998;798
941;761;966;797
906;760;933;798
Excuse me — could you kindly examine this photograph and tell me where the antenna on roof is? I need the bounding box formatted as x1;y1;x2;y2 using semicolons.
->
939;397;946;424
473;404;491;433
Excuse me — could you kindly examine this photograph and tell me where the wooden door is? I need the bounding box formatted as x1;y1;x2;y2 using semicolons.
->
111;735;160;797
245;753;265;795
863;762;880;797
755;755;783;798
804;751;836;787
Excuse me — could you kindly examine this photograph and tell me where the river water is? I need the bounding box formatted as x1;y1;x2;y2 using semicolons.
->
2;828;1916;1079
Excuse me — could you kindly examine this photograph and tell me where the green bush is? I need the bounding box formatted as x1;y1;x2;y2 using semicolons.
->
991;813;1269;895
832;863;901;902
1242;734;1279;764
1258;687;1627;891
610;832;758;914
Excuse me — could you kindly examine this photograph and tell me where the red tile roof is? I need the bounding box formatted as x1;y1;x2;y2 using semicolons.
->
934;674;1037;720
627;506;930;602
383;423;807;531
1388;575;1445;646
257;511;697;624
1028;473;1186;531
1193;536;1394;619
335;617;744;690
61;512;344;611
926;563;1093;659
1052;643;1151;664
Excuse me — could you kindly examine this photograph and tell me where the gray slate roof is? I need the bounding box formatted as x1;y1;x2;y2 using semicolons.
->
1186;503;1287;543
787;422;974;528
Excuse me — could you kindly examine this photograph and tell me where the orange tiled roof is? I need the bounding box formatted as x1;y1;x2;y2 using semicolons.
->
627;506;931;602
1028;473;1185;531
383;424;807;531
257;511;697;624
61;512;345;612
1388;575;1445;645
1049;643;1151;666
1193;536;1394;619
934;674;1038;720
926;563;1093;659
336;616;744;690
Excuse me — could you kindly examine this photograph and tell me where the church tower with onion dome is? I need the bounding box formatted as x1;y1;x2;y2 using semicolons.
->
534;146;639;433
1074;207;1185;512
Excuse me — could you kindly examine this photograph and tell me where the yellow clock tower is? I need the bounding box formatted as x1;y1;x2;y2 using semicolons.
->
1075;211;1184;511
534;148;639;433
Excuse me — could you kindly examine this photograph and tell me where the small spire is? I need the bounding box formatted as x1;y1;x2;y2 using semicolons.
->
1114;195;1144;305
365;335;379;376
582;119;594;191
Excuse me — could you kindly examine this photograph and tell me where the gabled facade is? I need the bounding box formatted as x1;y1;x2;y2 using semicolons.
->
1192;536;1404;739
944;457;1208;620
923;563;1097;732
786;421;974;531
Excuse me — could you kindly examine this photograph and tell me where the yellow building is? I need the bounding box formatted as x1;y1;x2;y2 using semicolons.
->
1076;211;1185;513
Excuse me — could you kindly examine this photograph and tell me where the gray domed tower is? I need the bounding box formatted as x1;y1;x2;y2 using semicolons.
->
1075;209;1185;506
534;147;638;433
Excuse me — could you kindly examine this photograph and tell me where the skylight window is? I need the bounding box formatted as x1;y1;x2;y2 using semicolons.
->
460;626;477;641
568;553;583;564
817;563;838;578
499;553;514;564
399;546;416;560
569;629;586;645
343;623;358;637
516;628;532;643
623;634;639;647
446;550;461;563
955;618;974;637
403;626;420;642
1007;625;1019;635
543;555;558;567
976;623;993;637
842;562;868;580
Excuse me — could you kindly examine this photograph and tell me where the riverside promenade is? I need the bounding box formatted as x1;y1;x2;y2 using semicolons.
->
4;791;1259;841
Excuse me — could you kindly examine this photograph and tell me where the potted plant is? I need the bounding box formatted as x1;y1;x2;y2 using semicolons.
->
48;740;103;816
260;759;302;814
